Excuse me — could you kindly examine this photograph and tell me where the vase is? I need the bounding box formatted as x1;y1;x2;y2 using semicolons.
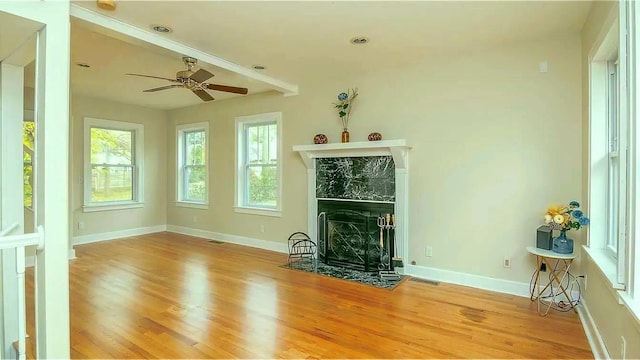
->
341;129;350;143
552;230;574;254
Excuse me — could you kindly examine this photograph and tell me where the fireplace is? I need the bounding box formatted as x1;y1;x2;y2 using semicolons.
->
293;139;410;273
318;200;394;271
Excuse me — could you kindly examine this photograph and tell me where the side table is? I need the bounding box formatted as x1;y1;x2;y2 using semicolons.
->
526;246;577;316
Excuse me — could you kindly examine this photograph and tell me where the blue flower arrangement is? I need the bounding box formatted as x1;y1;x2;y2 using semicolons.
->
544;201;590;232
333;88;358;131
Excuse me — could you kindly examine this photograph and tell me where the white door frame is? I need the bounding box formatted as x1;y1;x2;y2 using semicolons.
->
0;2;71;359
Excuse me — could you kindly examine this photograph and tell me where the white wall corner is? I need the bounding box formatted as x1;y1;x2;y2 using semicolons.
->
576;299;610;360
166;225;288;254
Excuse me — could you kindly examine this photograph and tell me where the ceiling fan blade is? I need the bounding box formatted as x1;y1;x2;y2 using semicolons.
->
192;89;214;102
189;69;214;83
126;73;180;83
203;83;249;95
143;84;184;92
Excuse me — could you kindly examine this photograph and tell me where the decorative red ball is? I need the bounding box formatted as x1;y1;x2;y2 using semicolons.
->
313;134;328;144
368;132;382;141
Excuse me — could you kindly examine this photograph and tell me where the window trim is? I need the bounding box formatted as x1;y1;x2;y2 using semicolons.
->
587;14;627;289
83;117;144;212
234;112;282;217
176;122;209;208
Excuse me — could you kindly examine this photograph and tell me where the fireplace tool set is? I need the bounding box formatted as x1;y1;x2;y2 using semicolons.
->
377;214;401;280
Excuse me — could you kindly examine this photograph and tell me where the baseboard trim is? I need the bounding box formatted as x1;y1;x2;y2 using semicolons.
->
577;298;610;359
72;225;167;246
25;248;77;268
405;264;533;298
166;224;288;254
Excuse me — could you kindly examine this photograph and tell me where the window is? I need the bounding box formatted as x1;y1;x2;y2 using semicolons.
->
235;112;282;216
23;119;34;209
587;15;628;289
83;117;144;211
177;122;209;207
607;59;620;256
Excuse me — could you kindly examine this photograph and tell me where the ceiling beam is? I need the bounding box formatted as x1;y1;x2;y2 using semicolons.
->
69;4;299;97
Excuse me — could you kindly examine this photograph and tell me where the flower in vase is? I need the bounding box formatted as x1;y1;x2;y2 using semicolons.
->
333;88;358;131
543;201;590;232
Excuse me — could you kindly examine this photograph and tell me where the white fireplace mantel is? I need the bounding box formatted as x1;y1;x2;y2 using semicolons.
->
293;139;411;273
292;139;411;170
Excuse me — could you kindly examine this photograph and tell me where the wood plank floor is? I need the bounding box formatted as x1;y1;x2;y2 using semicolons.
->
25;231;593;359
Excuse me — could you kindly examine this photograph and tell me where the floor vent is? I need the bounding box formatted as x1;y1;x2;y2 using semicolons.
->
409;277;440;286
208;240;224;244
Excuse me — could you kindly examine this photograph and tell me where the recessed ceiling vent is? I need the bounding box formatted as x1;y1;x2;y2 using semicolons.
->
350;37;369;45
151;25;172;33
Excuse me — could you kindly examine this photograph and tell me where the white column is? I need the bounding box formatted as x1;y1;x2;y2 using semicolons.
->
307;168;317;243
0;62;26;359
0;2;72;359
395;169;409;273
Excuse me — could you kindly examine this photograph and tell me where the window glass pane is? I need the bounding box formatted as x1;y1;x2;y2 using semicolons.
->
247;165;277;207
91;166;133;202
23;121;35;151
609;61;619;152
247;123;277;165
91;127;133;165
185;165;206;201
247;125;261;164
23;121;35;208
23;164;32;208
185;130;205;165
268;124;277;164
608;157;619;250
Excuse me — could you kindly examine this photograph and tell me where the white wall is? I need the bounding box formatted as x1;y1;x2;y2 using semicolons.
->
70;95;168;242
166;31;583;285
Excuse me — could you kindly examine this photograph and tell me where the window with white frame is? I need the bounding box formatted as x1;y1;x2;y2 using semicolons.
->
235;112;282;216
83;117;144;211
588;5;634;296
607;59;621;257
177;122;209;206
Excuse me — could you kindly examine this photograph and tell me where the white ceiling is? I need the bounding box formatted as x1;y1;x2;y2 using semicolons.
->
6;1;594;111
70;18;275;110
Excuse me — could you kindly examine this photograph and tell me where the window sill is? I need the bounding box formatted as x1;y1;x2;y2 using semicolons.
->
234;206;281;217
582;245;625;290
82;202;144;213
175;201;209;210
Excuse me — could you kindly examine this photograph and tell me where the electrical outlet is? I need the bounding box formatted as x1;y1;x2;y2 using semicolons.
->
540;263;547;272
503;257;511;268
621;336;626;360
260;224;265;233
425;246;433;257
77;222;84;230
193;216;197;223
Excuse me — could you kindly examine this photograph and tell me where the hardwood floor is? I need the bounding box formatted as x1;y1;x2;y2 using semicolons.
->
26;232;593;359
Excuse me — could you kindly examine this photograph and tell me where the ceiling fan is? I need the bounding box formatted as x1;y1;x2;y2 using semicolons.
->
126;56;249;102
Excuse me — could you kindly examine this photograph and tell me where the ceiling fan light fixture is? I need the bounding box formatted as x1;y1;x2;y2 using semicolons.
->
151;25;172;34
350;36;369;45
96;0;116;11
